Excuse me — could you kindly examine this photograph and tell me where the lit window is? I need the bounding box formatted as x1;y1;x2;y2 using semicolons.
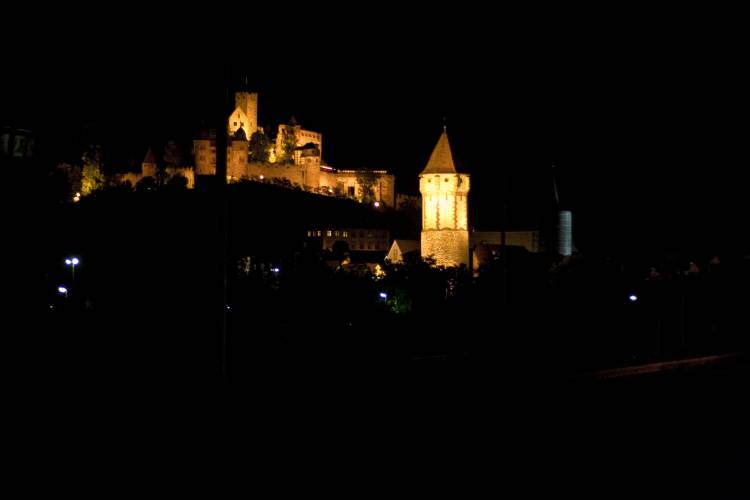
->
335;231;340;237
343;231;348;238
317;231;322;237
327;230;332;237
307;231;312;237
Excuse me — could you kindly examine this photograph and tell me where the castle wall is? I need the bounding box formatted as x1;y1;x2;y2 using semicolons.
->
246;162;306;187
167;167;195;188
194;139;215;175
117;166;194;189
334;171;395;207
421;230;470;267
319;170;339;194
228;140;249;180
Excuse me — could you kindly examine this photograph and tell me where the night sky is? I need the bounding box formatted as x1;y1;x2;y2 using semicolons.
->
4;11;747;256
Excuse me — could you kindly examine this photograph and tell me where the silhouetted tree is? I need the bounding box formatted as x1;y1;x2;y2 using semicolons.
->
81;146;105;195
249;130;271;163
279;119;298;163
355;169;378;203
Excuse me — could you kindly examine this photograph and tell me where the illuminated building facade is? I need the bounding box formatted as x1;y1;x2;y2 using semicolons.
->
306;228;391;252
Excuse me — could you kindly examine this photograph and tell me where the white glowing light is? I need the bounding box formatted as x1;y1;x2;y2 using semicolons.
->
629;294;638;303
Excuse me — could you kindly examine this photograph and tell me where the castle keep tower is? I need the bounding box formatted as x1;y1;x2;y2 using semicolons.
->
420;130;470;267
229;92;258;140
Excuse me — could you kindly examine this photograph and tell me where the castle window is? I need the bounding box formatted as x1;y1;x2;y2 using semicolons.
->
343;231;348;238
335;231;340;237
233;122;237;126
326;230;332;237
445;178;449;182
307;230;312;237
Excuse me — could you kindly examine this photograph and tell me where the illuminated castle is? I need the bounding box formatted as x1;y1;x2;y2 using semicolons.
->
195;91;395;207
420;129;470;267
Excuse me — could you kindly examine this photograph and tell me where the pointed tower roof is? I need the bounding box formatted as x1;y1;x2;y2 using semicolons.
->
421;130;457;175
143;147;157;165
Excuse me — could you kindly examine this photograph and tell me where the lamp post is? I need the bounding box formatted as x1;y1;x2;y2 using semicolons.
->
65;257;80;287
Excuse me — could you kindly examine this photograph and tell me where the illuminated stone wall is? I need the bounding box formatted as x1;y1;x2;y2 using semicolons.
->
319;170;339;194
118;166;194;189
194;138;215;175
227;139;249;180
419;173;470;267
421;230;469;267
333;171;395;207
420;173;470;230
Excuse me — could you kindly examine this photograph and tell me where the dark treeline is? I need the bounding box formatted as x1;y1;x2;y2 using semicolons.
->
14;172;748;392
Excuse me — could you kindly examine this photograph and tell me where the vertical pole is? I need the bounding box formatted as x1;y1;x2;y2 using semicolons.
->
216;71;229;382
501;168;508;308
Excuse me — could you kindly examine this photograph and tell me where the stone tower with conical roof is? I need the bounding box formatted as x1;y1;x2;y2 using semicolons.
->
141;147;158;178
419;129;470;267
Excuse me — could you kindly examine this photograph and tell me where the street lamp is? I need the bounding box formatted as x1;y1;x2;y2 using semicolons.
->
65;257;80;286
58;286;68;298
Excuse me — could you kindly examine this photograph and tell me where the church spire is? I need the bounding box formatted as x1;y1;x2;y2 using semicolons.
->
421;129;457;175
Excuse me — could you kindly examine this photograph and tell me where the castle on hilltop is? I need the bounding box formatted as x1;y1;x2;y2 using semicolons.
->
122;91;395;207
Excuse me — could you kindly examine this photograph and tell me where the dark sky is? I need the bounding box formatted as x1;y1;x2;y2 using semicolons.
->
4;10;747;255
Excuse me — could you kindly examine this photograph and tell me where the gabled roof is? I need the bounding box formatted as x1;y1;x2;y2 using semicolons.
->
387;239;420;263
393;239;420;254
421;130;457;175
